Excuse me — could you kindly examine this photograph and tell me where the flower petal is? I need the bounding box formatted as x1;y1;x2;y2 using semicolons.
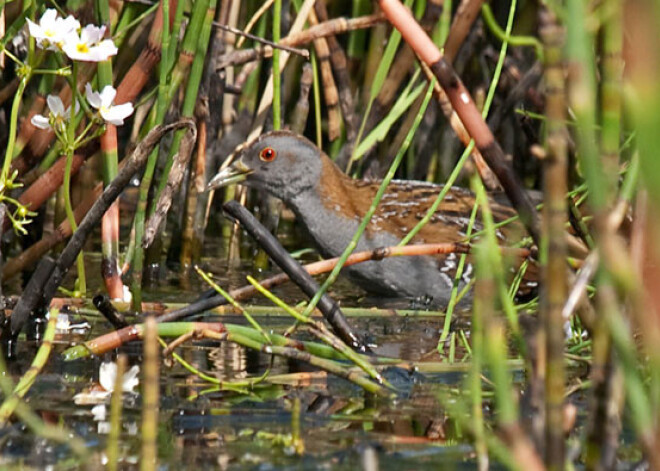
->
93;40;118;61
64;39;117;62
46;95;65;116
64;100;81;119
61;33;85;61
101;103;134;126
40;9;59;25
30;114;51;130
122;365;140;392
99;361;117;392
80;24;105;44
85;83;102;109
99;85;117;108
59;15;81;35
26;18;43;39
91;404;107;422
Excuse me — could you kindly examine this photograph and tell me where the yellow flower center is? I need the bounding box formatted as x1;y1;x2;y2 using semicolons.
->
76;43;89;53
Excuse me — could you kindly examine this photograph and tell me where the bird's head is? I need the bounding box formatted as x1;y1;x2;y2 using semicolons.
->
207;130;324;202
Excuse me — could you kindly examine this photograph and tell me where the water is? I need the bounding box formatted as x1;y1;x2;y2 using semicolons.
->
1;224;486;469
0;310;480;469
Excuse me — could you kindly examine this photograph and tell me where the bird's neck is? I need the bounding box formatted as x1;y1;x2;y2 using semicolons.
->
316;156;375;218
287;152;366;215
287;155;371;257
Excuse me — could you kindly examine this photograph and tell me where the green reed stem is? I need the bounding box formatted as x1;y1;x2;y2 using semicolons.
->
239;15;265;113
311;50;322;147
508;258;529;300
448;332;456;362
167;0;187;72
566;0;604;211
346;0;369;60
541;15;569;468
96;0;121;296
64;61;86;296
0;343;87;456
619;151;639;203
291;397;304;454
197;268;270;343
0;308;58;425
485;317;518;425
599;0;623;199
459;329;472;357
439;202;479;345
481;3;543;60
435;0;452;46
469;243;488;469
1;72;28;184
129;0;174;308
472;175;522;342
474;237;521;435
246;275;388;387
113;2;159;44
151;0;215;206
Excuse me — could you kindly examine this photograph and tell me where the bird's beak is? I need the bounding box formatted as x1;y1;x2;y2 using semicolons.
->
206;159;254;191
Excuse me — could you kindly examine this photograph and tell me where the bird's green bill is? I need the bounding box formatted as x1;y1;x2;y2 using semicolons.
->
206;161;253;190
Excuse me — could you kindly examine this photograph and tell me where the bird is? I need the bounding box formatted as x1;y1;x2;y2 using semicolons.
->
207;130;532;306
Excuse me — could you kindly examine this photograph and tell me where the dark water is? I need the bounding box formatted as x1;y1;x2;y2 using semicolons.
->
0;232;492;470
1;313;481;470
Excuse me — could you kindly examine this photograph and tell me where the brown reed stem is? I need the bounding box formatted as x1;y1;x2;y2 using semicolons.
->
539;10;567;469
106;354;127;471
216;13;385;70
443;0;485;62
140;317;159;471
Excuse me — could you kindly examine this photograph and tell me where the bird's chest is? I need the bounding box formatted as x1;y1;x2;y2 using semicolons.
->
291;195;400;257
296;204;398;257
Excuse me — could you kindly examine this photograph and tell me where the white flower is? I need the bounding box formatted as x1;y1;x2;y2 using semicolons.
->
85;83;134;125
30;113;51;130
26;9;118;61
62;24;118;62
80;24;106;44
30;94;74;131
91;404;107;421
99;361;140;393
73;361;140;406
27;9;80;51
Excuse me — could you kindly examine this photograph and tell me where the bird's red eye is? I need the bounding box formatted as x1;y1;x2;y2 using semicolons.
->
259;147;277;162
